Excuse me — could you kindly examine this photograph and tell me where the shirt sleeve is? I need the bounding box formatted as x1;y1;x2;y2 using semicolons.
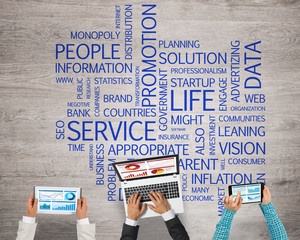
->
125;218;138;227
77;218;90;225
22;216;36;224
259;202;288;240
161;209;176;222
213;208;236;240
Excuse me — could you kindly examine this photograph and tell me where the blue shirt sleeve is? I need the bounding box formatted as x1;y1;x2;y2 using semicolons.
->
213;208;236;240
260;202;288;240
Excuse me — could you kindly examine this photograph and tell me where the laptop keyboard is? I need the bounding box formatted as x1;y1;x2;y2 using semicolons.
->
124;181;180;202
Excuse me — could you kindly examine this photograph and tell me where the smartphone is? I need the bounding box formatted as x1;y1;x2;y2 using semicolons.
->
228;183;264;204
34;186;82;214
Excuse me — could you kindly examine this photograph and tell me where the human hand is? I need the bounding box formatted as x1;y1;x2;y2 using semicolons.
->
27;194;38;218
262;186;271;205
223;190;242;212
127;192;146;221
147;191;171;214
76;196;88;220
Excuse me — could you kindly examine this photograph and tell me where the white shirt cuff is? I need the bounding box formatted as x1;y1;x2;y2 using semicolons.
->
125;218;138;227
77;218;90;225
22;216;36;224
161;209;175;222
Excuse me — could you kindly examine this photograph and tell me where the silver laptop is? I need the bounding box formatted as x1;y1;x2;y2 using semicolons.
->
112;154;184;218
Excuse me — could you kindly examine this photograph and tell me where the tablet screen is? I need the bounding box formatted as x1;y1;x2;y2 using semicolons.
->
231;183;262;203
34;186;81;214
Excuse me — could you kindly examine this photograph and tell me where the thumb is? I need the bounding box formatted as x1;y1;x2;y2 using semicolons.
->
27;195;34;207
147;204;157;213
34;198;38;207
238;196;242;207
140;203;147;214
77;198;81;210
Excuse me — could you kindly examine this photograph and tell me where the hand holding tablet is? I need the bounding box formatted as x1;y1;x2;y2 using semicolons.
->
261;185;271;205
76;196;88;219
27;194;38;218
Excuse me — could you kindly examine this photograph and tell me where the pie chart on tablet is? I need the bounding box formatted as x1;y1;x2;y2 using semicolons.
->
65;192;76;201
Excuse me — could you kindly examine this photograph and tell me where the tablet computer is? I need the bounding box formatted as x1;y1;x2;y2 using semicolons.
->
228;183;264;204
34;186;82;214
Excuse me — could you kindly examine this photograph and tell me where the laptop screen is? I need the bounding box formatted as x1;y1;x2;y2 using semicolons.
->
113;155;179;181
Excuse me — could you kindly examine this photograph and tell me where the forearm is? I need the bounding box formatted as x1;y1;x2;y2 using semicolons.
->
260;202;288;240
213;208;236;240
164;216;189;240
16;217;37;240
120;223;139;240
76;218;96;240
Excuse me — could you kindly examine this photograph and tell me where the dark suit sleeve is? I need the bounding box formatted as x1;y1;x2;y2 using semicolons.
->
120;223;139;240
164;216;190;240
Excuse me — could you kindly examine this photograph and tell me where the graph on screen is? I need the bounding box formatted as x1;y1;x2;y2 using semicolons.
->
52;202;76;211
39;191;64;201
248;187;260;193
39;202;51;210
248;194;261;201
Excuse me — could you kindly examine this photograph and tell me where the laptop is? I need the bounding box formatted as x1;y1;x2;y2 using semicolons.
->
112;154;184;218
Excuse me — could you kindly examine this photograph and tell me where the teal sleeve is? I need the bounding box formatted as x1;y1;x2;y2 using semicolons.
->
260;202;288;240
213;208;236;240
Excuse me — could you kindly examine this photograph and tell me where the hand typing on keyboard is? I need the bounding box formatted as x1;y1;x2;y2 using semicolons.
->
127;192;147;221
123;191;190;240
147;191;171;214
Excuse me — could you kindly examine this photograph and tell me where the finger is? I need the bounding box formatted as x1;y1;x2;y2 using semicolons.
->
223;196;228;204
133;192;139;204
238;196;242;207
147;204;157;213
33;198;38;208
148;193;157;204
151;191;159;201
264;186;271;200
27;194;34;207
77;198;81;210
76;198;81;211
158;192;169;206
137;194;142;204
155;191;162;200
229;195;234;203
158;192;165;200
264;186;270;195
28;194;34;202
81;196;86;206
235;191;241;203
127;194;132;204
140;203;147;214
